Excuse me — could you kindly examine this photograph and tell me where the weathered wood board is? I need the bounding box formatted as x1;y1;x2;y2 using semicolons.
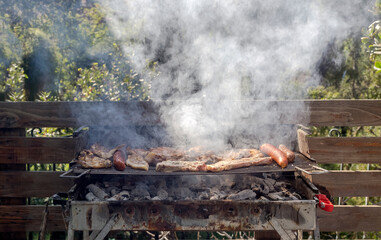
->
1;100;381;128
318;205;381;232
0;205;66;232
0;101;159;128
300;170;381;197
0;133;87;164
0;171;74;198
298;129;381;164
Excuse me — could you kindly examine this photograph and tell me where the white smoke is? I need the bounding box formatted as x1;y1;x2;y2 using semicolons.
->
99;0;373;150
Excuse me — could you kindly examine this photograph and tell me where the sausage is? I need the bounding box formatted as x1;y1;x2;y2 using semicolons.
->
113;150;126;171
260;143;288;168
278;144;295;163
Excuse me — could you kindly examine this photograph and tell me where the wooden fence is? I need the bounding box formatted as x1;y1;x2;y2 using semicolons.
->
0;100;380;238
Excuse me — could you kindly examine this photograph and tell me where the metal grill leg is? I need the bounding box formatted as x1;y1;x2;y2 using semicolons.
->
90;213;120;240
67;226;74;240
269;219;296;240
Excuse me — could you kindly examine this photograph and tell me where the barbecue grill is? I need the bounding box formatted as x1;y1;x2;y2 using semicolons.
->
57;142;330;240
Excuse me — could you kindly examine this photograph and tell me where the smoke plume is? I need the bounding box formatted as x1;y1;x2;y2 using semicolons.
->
96;0;373;150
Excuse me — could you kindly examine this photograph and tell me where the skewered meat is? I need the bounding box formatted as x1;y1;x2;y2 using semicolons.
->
77;150;112;168
206;157;272;172
126;154;149;171
90;143;126;159
278;144;295;163
113;150;126;171
260;143;288;168
156;160;207;172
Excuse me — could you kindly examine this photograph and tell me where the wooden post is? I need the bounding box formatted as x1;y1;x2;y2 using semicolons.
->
0;128;27;240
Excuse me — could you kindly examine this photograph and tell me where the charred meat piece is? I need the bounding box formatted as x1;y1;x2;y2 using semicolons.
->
126;154;149;171
77;150;112;168
206;157;272;172
156;160;207;172
90;143;126;159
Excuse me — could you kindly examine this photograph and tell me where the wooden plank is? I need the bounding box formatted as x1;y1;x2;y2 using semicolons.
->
0;101;159;128
308;99;381;126
0;205;66;232
305;136;381;164
318;205;381;232
0;100;381;128
0;128;27;240
0;171;74;198
0;132;87;164
302;170;381;197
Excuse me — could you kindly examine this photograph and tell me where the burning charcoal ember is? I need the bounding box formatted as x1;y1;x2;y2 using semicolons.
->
227;189;256;200
85;192;100;201
86;184;109;200
156;189;169;200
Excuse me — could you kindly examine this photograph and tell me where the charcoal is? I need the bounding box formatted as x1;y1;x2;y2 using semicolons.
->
151;196;161;200
292;193;302;200
259;196;269;201
85;192;99;201
131;186;150;199
110;188;118;196
274;181;287;189
111;191;130;201
86;184;109;200
170;187;194;200
104;181;121;188
267;192;286;201
198;191;210;200
259;184;270;195
227;189;256;200
157;189;169;200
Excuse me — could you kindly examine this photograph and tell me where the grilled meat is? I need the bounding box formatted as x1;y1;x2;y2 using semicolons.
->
156;160;207;172
145;147;185;165
224;149;264;160
206;157;273;172
90;143;126;159
113;150;126;171
77;150;112;168
278;144;295;163
126;154;149;171
260;143;288;168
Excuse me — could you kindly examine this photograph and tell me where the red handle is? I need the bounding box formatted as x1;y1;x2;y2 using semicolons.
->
315;194;334;212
